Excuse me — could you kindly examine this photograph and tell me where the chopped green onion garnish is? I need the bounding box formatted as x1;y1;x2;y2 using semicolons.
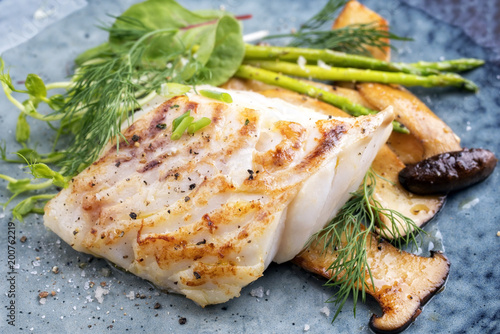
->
172;110;190;131
171;116;194;140
187;117;212;134
159;82;191;98
200;90;233;103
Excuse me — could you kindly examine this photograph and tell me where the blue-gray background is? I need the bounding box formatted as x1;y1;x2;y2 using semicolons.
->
0;1;499;333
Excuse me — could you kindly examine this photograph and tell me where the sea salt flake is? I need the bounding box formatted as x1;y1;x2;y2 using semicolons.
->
95;286;110;304
320;306;330;317
304;324;310;331
317;59;331;70
297;56;307;70
250;286;264;298
39;298;46;305
462;198;479;210
126;291;135;300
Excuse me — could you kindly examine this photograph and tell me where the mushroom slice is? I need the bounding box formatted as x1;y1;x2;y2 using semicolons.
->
372;145;445;238
293;231;450;334
357;83;462;162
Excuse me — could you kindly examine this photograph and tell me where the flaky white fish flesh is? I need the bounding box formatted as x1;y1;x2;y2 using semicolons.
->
44;87;393;306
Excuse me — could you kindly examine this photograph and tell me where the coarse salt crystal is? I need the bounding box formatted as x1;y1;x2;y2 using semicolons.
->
462;198;479;210
320;306;330;317
304;324;310;331
250;286;264;298
95;286;109;304
126;291;135;300
39;298;46;305
317;60;331;70
428;241;435;252
297;56;307;70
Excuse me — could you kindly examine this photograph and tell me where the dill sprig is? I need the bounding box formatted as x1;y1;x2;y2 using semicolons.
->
264;0;411;55
59;24;200;175
299;0;348;31
306;169;422;321
288;23;410;55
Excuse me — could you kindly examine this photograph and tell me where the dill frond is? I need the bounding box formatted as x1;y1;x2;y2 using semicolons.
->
306;169;422;321
58;24;201;176
288;23;411;56
264;0;411;55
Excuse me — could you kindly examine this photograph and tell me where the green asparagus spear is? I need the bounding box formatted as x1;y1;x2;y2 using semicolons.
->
244;60;478;91
245;44;418;73
406;59;485;73
244;44;484;76
234;64;409;134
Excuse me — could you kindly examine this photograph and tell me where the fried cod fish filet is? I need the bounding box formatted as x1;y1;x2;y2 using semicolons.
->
44;87;393;306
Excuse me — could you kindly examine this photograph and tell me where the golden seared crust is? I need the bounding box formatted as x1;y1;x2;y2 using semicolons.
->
45;88;392;306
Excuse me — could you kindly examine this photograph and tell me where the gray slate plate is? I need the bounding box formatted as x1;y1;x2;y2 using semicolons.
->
0;1;499;333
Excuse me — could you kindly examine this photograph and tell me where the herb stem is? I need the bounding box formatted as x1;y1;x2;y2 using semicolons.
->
45;81;74;90
0;174;18;184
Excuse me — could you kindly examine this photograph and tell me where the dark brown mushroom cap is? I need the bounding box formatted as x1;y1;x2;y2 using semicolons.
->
399;148;497;195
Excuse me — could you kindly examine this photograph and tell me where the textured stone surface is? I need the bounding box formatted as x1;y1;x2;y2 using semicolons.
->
401;0;500;61
0;1;498;333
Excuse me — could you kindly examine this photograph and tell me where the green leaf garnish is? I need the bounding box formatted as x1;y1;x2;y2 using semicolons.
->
25;74;47;98
15;113;30;144
159;83;191;99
